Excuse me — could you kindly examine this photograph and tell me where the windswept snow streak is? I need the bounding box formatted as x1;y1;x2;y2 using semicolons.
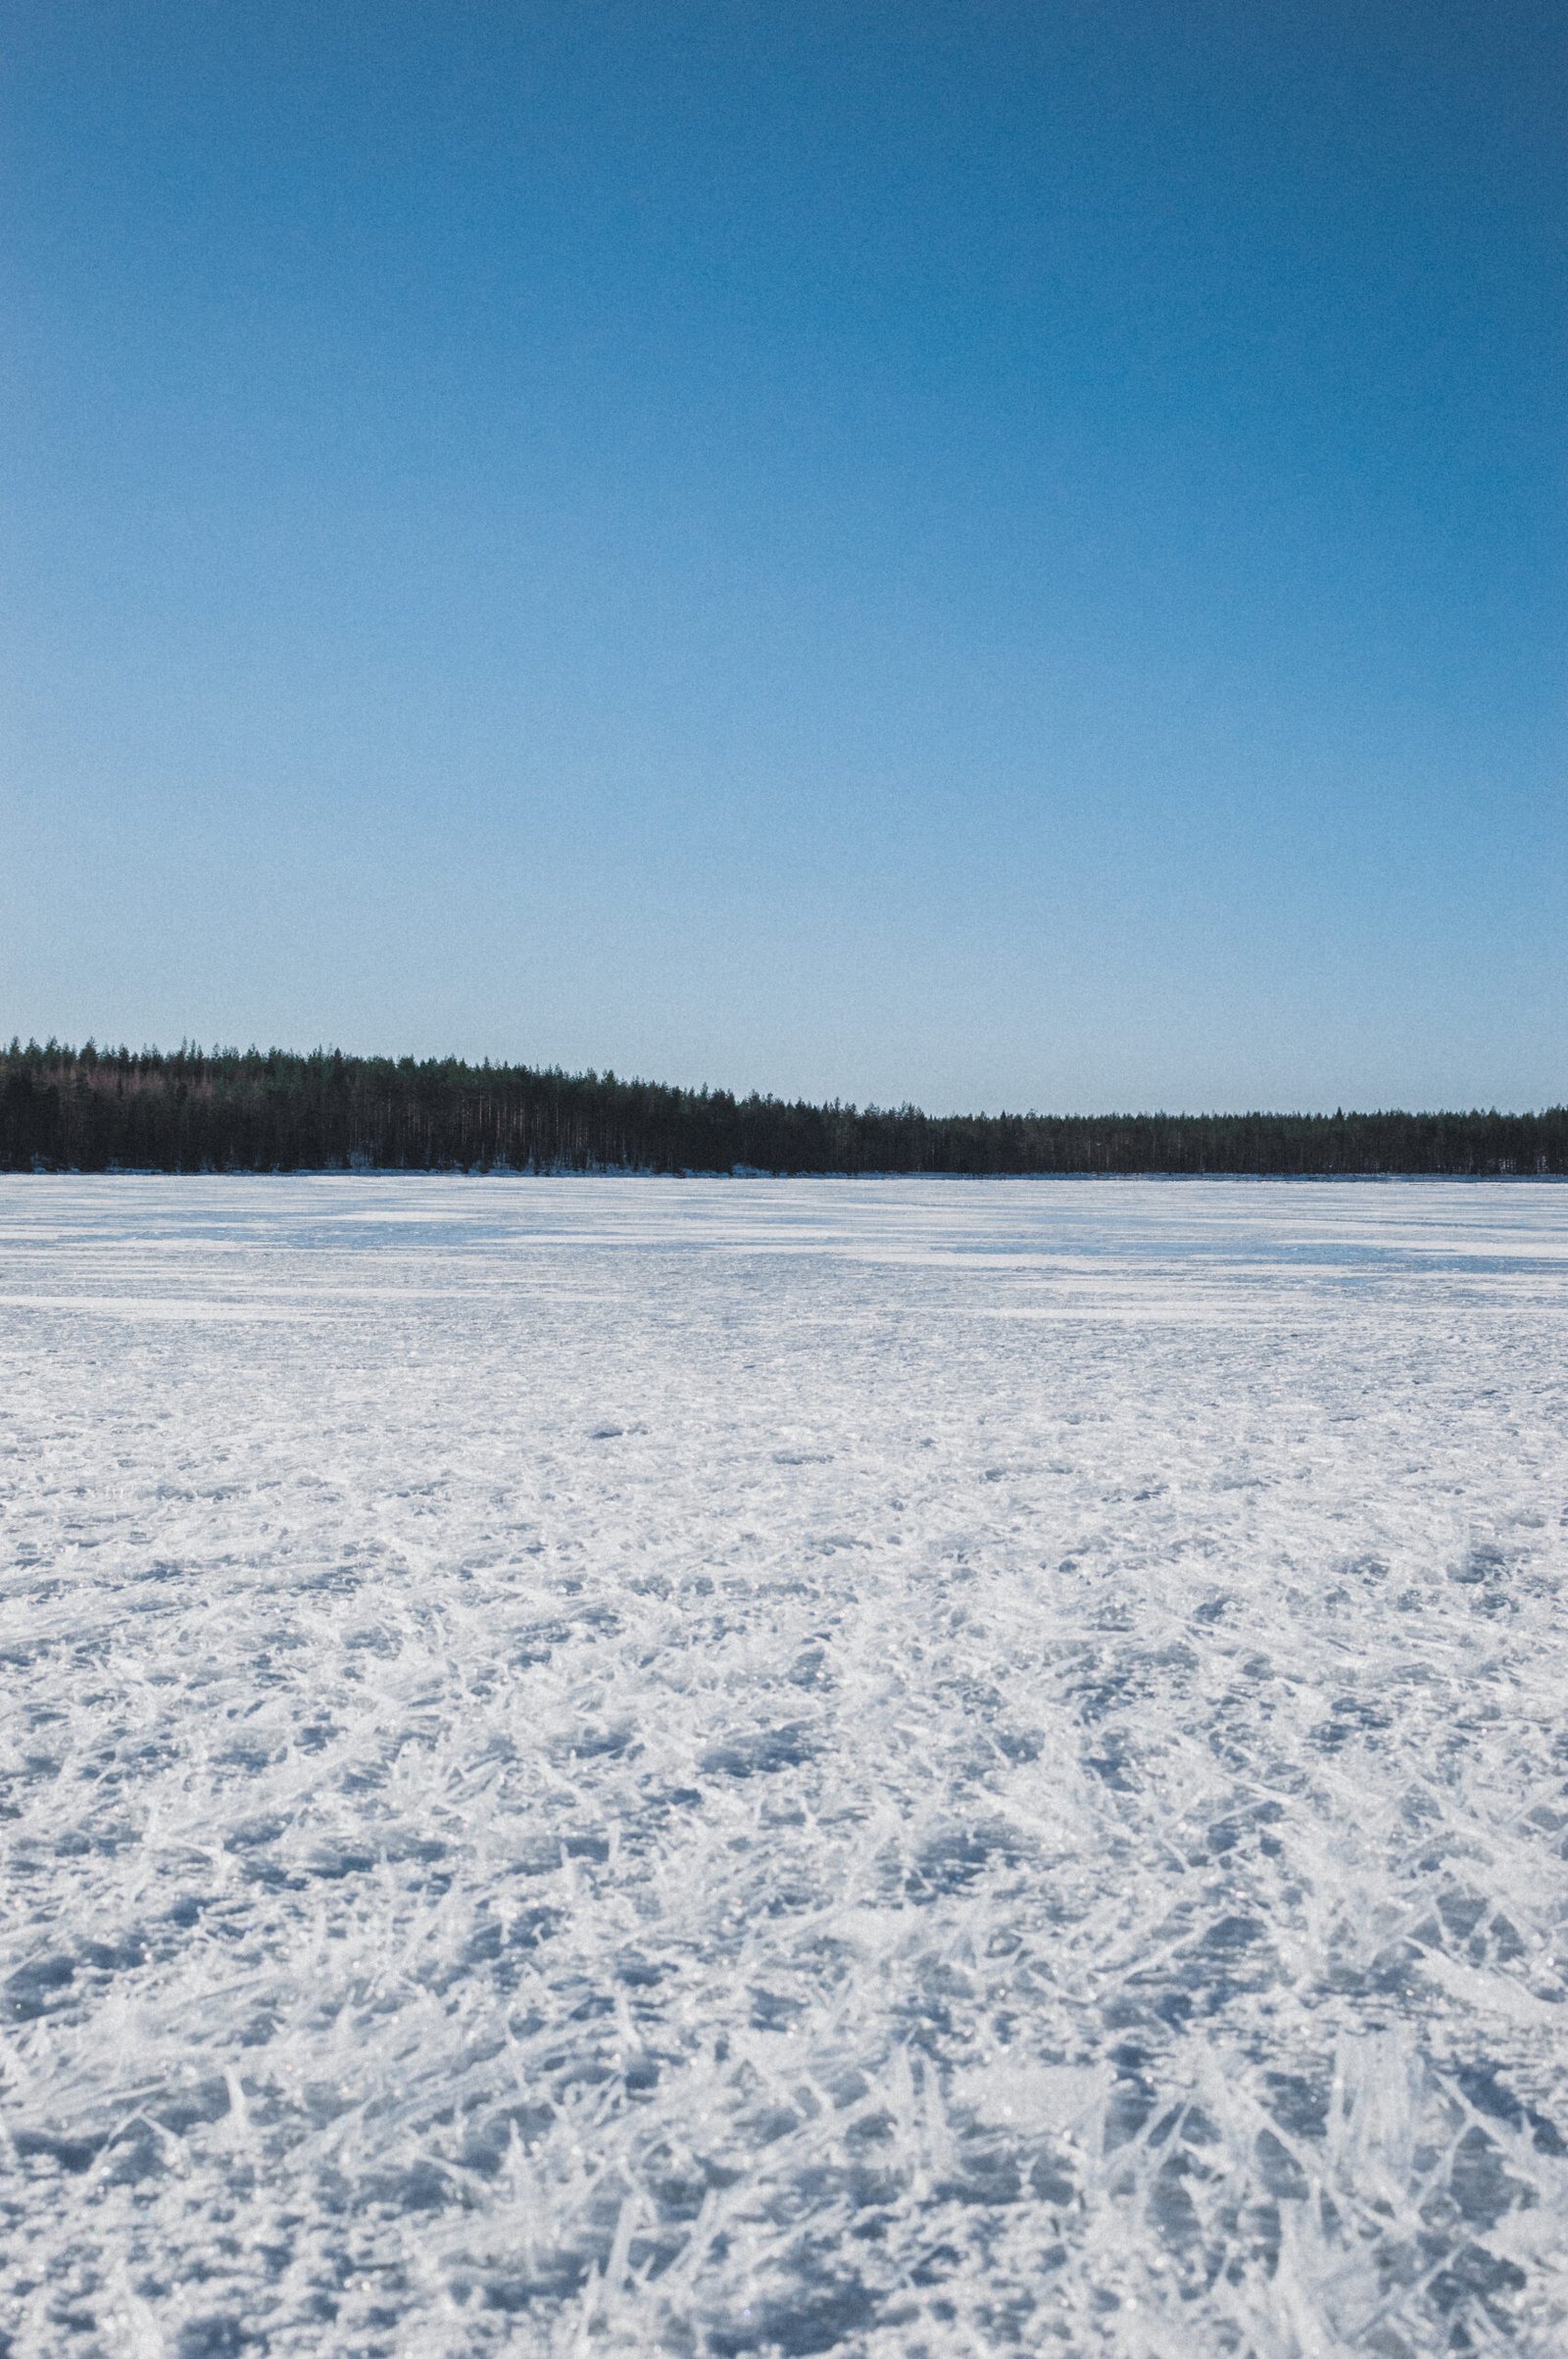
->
3;1176;1568;2358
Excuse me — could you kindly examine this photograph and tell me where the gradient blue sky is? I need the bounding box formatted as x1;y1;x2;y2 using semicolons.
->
3;1;1562;1111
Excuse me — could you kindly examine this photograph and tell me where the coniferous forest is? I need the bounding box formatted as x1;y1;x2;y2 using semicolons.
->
3;1041;1564;1176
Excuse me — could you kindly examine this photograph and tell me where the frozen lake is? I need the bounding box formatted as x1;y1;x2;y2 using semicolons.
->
4;1175;1568;2358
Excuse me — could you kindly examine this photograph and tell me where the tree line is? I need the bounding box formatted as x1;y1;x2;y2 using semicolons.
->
2;1041;1564;1177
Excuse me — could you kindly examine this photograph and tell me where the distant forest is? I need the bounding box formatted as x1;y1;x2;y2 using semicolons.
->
3;1041;1564;1177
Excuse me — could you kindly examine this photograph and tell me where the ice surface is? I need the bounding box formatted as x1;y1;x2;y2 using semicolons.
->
3;1175;1568;2358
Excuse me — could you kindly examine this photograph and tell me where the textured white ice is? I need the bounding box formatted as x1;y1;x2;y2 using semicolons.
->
3;1177;1568;2359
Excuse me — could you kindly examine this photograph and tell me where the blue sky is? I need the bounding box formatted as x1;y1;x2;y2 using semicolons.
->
3;1;1562;1111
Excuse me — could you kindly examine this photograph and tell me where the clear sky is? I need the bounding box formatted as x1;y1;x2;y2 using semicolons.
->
3;1;1562;1113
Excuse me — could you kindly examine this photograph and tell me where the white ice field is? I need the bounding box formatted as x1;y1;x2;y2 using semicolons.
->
3;1176;1568;2359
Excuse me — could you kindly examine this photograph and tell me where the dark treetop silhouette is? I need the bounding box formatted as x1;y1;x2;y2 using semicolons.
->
4;1043;1564;1177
